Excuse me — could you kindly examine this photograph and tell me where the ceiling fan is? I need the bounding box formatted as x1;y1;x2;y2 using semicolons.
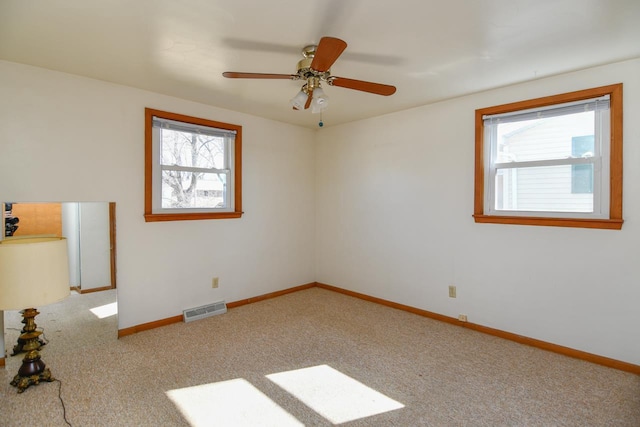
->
222;37;396;114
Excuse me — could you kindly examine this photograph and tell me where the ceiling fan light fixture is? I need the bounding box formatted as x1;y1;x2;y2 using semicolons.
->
311;87;329;114
290;89;308;110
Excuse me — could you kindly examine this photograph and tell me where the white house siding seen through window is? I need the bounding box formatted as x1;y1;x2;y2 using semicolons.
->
489;106;603;214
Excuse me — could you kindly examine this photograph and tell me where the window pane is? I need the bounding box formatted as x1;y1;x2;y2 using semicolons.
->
161;171;228;209
571;164;594;194
496;111;594;163
571;135;595;194
495;165;593;212
160;129;226;169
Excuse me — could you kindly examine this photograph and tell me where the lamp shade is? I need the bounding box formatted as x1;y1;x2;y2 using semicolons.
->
290;90;308;110
0;237;70;310
311;87;329;114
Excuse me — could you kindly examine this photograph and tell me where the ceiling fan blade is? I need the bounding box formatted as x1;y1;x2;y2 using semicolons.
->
304;89;313;109
329;76;396;96
223;72;296;79
310;37;347;72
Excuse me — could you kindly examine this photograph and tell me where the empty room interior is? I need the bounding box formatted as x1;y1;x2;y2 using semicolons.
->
1;1;639;426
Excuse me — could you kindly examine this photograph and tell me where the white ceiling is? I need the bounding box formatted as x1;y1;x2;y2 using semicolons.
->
1;0;639;129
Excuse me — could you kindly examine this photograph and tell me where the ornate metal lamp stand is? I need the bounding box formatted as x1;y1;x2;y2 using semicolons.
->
11;308;46;355
9;308;55;393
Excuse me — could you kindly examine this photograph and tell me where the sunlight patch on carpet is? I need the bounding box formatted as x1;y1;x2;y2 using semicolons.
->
89;302;117;319
267;364;404;424
166;379;303;427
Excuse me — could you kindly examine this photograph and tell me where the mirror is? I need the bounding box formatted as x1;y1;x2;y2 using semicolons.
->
2;202;118;359
4;202;116;293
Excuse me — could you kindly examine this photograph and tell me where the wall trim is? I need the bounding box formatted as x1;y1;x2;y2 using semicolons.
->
316;283;640;375
117;282;316;338
116;281;639;374
118;315;183;338
77;285;114;295
226;282;316;309
72;285;114;295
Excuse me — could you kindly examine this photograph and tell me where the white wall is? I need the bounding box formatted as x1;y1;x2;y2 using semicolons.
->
0;60;316;330
316;58;640;365
2;56;638;367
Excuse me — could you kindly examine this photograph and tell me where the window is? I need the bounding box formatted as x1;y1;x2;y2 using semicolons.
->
571;135;594;194
474;84;623;229
145;109;242;222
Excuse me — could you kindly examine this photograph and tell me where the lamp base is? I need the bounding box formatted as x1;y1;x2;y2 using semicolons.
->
10;357;54;393
11;336;46;356
11;308;46;356
8;308;56;393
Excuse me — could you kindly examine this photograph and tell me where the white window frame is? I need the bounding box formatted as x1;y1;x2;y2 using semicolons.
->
483;96;610;219
144;109;243;222
474;84;623;230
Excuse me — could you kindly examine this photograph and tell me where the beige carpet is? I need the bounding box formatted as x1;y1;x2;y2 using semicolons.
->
1;287;638;426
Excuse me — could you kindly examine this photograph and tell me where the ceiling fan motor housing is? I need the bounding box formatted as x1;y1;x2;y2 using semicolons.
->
297;58;330;81
296;57;313;75
301;45;317;58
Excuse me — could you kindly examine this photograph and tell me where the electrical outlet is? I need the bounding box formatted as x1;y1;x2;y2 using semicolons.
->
448;285;456;298
458;314;468;322
212;277;219;288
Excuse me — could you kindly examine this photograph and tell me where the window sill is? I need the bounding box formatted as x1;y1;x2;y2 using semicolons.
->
473;214;623;230
144;211;243;222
